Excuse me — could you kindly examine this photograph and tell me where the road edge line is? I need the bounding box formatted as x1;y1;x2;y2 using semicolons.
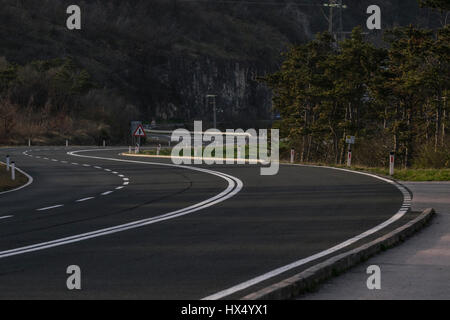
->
242;208;435;300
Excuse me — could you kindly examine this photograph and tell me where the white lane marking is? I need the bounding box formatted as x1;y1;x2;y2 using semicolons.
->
112;171;118;174
35;156;41;159
0;216;13;220
118;174;124;177
202;163;412;300
94;166;102;169
37;205;64;211
101;191;113;196
76;197;95;202
43;157;49;160
51;159;58;162
71;163;79;165
104;169;111;172
61;161;68;164
123;182;129;185
0;149;243;259
115;186;124;190
0;161;34;196
83;164;91;167
123;178;129;181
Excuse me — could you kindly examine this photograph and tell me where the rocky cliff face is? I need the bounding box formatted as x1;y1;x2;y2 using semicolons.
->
0;0;440;128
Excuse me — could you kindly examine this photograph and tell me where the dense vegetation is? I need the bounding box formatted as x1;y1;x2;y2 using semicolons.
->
0;0;446;145
266;21;449;168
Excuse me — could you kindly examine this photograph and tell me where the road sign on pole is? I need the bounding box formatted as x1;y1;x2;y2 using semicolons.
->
345;136;355;144
133;125;146;137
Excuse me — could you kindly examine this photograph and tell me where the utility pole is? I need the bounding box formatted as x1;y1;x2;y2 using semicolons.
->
324;0;348;40
206;94;217;129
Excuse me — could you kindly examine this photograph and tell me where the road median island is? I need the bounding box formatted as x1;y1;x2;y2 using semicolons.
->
0;163;29;193
242;208;435;300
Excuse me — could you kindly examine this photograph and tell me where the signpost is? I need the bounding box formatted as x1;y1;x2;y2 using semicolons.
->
133;124;146;153
345;136;355;167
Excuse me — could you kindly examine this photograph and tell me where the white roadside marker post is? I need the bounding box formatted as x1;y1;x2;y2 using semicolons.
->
66;139;69;147
157;144;161;156
290;149;295;164
28;138;31;147
389;151;395;176
103;140;106;147
347;145;352;167
11;161;15;181
6;155;10;171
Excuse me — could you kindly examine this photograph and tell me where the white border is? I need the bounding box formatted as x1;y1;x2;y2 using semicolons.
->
0;148;243;259
202;163;411;300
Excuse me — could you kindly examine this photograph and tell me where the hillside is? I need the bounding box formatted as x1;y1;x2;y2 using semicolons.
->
0;0;446;144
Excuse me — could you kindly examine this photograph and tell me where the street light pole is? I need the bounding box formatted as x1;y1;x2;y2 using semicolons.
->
207;94;217;129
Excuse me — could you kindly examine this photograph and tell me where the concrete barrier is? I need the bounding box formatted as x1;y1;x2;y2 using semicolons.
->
242;208;435;300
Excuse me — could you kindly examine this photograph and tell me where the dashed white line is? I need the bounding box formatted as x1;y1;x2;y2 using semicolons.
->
71;163;78;165
115;186;124;190
123;178;129;181
94;166;102;169
83;164;91;167
101;191;114;196
104;169;111;172
118;174;124;177
76;197;95;202
37;205;64;211
0;216;13;220
123;182;129;185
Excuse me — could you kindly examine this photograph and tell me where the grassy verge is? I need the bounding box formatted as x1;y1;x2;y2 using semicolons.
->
0;163;28;192
139;145;263;158
308;163;450;182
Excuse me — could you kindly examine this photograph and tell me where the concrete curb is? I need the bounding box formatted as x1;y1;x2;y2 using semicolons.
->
242;208;435;300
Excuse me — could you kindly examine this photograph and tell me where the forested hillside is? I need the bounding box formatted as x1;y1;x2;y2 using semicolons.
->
0;0;447;145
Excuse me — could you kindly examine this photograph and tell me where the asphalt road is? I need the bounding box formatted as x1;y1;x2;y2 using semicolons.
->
0;146;408;299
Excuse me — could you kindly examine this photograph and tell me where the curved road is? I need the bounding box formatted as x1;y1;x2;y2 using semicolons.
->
0;146;410;299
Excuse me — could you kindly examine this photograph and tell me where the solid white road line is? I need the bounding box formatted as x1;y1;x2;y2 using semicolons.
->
0;216;13;220
0;149;243;260
76;197;95;202
37;205;64;211
201;163;412;300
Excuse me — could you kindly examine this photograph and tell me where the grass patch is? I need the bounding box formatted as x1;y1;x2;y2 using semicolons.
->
139;144;271;159
314;164;450;181
0;163;28;192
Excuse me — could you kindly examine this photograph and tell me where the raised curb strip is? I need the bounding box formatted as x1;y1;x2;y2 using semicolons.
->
242;208;435;300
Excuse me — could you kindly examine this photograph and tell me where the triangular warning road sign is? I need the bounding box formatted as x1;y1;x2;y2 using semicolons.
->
133;125;146;137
